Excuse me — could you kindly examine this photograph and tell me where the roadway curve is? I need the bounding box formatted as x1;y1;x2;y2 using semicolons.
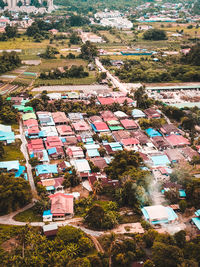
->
95;57;128;94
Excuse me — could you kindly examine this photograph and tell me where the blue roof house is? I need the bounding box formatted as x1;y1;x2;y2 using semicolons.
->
145;128;162;138
36;164;58;176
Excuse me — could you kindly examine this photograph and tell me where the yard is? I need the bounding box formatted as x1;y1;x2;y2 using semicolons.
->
13;207;43;222
2;139;24;162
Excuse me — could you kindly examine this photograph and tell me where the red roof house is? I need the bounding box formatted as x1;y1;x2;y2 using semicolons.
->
120;119;138;130
92;121;110;132
166;135;190;147
72;120;90;132
121;138;139;146
28;138;44;153
23;119;38;128
144;108;161;119
56;125;74;136
45;136;63;149
49;193;74;220
52;112;68;125
100;111;117;122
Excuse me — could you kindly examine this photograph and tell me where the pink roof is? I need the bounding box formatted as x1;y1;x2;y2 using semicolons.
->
52;112;68;124
120;119;138;129
72;121;90;131
28;138;44;152
98;97;114;105
115;97;133;104
121;138;139;146
28;126;40;135
93;121;109;131
49;193;74;215
100;111;117;121
23;119;38;128
56;125;74;136
166;135;190;147
45;136;63;149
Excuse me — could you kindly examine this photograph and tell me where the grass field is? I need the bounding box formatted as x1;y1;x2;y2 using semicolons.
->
14;207;42;222
2;139;24;162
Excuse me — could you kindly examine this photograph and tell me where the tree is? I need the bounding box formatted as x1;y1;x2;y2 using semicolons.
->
56;225;83;244
85;204;105;229
93;180;103;199
0;174;32;215
134;86;152;109
0;142;4;159
107;232;117;267
29;157;40;167
143;29;167;40
69;15;90;27
143;260;155;267
5;25;17;38
17;0;23;7
0;0;6;8
174;230;186;248
152;242;184;267
179;199;187;213
69;32;81;45
182;43;200;66
80;41;98;60
40;46;59;59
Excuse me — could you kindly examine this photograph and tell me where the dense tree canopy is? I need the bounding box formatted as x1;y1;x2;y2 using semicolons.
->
0;174;32;215
143;28;167;40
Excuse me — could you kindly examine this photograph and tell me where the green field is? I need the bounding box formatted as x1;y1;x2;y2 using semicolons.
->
14;207;42;222
2;139;24;162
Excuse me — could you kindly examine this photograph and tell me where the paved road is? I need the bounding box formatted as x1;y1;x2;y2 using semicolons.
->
19;121;37;195
95;58;128;94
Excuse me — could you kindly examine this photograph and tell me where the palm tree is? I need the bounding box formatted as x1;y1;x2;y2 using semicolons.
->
93;180;103;200
107;232;117;267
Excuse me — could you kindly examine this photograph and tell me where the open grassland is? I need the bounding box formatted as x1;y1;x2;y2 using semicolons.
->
2;139;24;162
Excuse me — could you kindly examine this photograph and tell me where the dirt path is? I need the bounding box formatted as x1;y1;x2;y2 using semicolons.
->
89;235;104;253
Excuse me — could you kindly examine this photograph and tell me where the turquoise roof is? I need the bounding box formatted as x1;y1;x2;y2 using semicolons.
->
35;164;58;175
145;128;162;137
192;217;200;230
179;189;186;198
195;210;200;217
43;210;52;216
151;155;170;166
132;109;146;117
87;149;100;157
46;186;55;191
15;165;25;178
0;131;15;143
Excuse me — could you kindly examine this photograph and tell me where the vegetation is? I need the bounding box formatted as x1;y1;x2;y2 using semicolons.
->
80;41;98;61
0;51;21;75
13;207;42;222
0;174;32;215
143;29;167;40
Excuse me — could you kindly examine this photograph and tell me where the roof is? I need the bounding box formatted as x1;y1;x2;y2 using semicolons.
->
0;160;19;171
22;113;36;121
70;159;91;173
45;136;63;149
144;108;161;118
181;146;199;160
112;130;131;142
192;217;200;230
147;84;200;91
145;128;162;138
107;120;120;126
160;124;180;135
151;154;170;166
165;148;185;162
23;119;38;128
49;193;74;214
89;115;103;123
28;139;44;152
37;112;55;126
52;112;68;124
56;125;74;136
91;122;109;132
72;121;90;132
143;205;168;221
27;126;40;135
0;124;11;132
0;131;15;143
121;138;139;146
114;111;128;118
100;111;117;121
43;223;58;232
109;125;124;131
131;131;149;144
132;109;146;118
68;113;83;121
166;134;190;147
120;119;138;129
40;126;58;137
36;164;58;175
91;157;107;169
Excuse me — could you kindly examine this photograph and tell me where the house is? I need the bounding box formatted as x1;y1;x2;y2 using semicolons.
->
52;112;68;125
0;124;15;144
98;97;115;105
141;205;178;225
151;136;170;150
41;177;64;194
45;136;64;159
137;25;152;30
91;157;108;170
47;93;61;100
23;119;38;129
37;112;55;126
35;164;58;179
26;126;40;139
120;119;138;130
68;113;83;121
88;173;119;190
181;146;199;162
0;160;19;173
165;149;185;163
40;126;58;137
114;111;128;119
66;146;85;159
112;130;131;142
56;125;74;137
70;159;91;176
72;120;90;133
62;136;78;147
85;143;100;158
144;108;161;119
89;115;103;123
121;137;140;147
132;109;146;119
100;111;117;122
22;113;37;121
57;161;71;172
43;210;53;222
30;150;49;163
150;154;170;167
49;193;74;220
43;223;58;236
166;135;190;148
103;142;123;154
28;139;44;153
131;130;150;145
91;122;110;133
145;128;162;138
49;28;58;35
160;124;180;136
